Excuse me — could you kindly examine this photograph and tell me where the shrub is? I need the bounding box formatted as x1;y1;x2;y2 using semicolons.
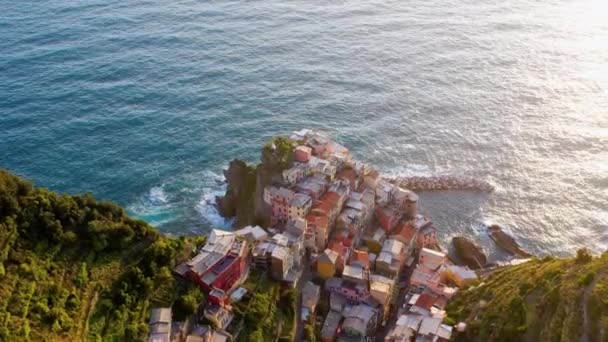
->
174;287;202;320
578;272;596;287
575;249;593;264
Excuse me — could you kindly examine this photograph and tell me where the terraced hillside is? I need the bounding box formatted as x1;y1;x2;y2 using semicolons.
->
446;252;608;342
0;169;198;341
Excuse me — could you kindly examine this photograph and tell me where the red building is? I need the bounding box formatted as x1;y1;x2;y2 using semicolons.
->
376;206;400;232
391;221;417;246
185;230;248;301
311;191;342;226
417;225;437;249
336;167;358;191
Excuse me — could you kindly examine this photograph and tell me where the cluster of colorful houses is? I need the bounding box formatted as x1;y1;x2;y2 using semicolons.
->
384;247;477;342
149;129;478;342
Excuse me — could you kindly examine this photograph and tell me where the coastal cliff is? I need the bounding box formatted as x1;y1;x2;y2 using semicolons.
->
216;136;296;228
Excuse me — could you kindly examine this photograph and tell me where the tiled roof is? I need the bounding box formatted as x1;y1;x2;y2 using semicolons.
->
306;214;329;228
290;192;312;207
313;191;341;214
415;293;437;310
342;265;365;281
337;167;357;189
319;249;339;264
393;222;417;241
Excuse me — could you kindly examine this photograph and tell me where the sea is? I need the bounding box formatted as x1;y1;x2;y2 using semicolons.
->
1;0;607;258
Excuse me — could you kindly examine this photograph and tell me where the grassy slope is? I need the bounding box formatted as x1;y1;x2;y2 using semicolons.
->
446;253;608;342
0;170;197;341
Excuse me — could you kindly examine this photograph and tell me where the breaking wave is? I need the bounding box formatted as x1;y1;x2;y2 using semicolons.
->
194;170;233;230
128;169;232;231
127;184;177;227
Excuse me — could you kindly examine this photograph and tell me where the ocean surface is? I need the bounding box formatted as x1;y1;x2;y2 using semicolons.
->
2;0;607;257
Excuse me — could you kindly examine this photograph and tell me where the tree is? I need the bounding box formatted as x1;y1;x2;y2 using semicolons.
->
174;289;201;320
262;137;296;170
576;248;593;264
75;263;88;288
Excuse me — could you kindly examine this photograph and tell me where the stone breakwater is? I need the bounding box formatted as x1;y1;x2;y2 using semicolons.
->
389;176;494;192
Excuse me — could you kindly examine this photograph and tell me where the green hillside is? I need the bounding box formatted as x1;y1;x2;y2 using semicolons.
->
446;251;608;342
0;169;198;342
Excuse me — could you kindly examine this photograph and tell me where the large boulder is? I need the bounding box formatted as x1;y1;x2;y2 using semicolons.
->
452;237;487;269
487;225;532;258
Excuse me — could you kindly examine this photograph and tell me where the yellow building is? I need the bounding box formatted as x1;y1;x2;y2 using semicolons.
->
317;249;339;279
363;229;385;255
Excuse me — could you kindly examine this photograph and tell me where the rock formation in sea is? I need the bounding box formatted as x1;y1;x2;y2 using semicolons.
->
487;224;532;258
452;236;487;269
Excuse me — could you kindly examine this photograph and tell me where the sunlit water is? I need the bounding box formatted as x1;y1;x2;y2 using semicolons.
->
2;0;607;257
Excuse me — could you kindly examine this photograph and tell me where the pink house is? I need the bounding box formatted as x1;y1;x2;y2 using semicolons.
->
294;146;312;163
410;267;442;293
376;206;400;232
271;187;295;226
417;225;437;249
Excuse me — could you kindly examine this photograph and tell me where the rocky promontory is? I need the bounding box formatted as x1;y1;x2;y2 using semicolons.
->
452;237;487;269
216;159;259;227
216;137;296;228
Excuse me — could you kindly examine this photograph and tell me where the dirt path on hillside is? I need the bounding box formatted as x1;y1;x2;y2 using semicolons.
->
82;291;99;340
581;271;605;342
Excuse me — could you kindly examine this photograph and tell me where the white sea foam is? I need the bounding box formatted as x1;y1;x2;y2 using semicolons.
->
381;164;433;178
127;184;176;227
127;169;234;230
194;170;233;229
148;185;169;205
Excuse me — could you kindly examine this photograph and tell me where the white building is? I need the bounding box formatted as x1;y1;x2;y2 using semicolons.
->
376;179;395;205
148;308;172;342
419;248;446;271
282;163;307;186
234;225;268;243
342;264;368;286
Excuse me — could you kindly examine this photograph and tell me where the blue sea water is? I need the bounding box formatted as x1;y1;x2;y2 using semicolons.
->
1;0;607;256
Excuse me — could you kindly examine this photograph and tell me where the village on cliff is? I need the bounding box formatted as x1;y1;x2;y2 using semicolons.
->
147;129;484;342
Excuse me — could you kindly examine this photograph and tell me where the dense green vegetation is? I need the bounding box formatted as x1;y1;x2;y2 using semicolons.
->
446;250;608;342
231;270;297;342
0;169;198;341
261;136;297;170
